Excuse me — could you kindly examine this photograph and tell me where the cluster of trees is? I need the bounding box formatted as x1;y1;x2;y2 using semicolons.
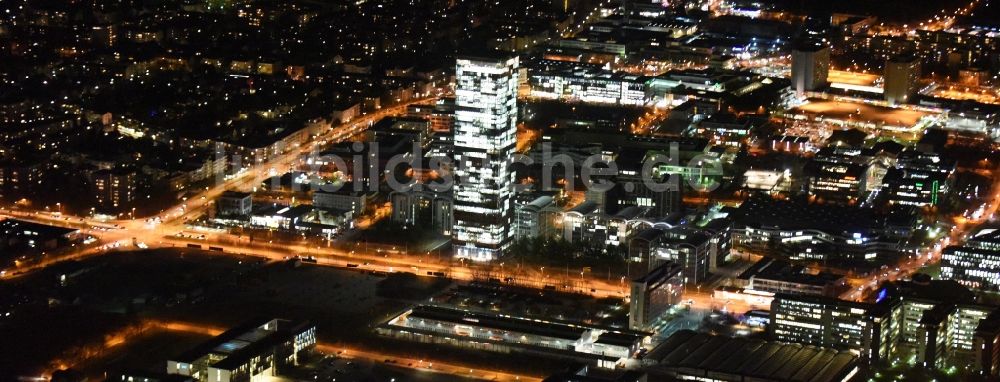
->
357;219;435;245
507;236;626;269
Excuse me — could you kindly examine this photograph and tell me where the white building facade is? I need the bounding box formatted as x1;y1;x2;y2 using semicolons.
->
452;54;519;261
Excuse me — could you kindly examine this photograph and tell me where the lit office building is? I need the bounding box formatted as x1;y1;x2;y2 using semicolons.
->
452;53;519;261
772;277;1000;374
790;39;830;93
803;146;874;204
918;304;994;369
167;318;316;382
806;160;867;203
884;55;921;106
942;227;1000;292
390;189;453;235
513;195;561;240
880;277;999;371
651;227;711;285
380;305;650;369
882;150;954;208
91;168;137;212
770;294;894;363
629;261;684;330
731;195;899;263
560;201;635;250
881;168;949;207
738;258;845;297
528;60;648;105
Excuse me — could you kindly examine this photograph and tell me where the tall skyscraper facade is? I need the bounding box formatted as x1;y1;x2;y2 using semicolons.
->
791;40;831;94
452;54;519;261
884;55;921;105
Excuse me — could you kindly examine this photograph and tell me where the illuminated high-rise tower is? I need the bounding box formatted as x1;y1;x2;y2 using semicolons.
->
451;53;519;261
884;54;921;106
791;39;830;94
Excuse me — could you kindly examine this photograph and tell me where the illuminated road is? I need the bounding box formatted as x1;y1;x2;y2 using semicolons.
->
842;158;1000;301
0;95;438;277
0;205;770;314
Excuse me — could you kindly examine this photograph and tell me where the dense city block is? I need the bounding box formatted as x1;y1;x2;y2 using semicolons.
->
3;0;1000;381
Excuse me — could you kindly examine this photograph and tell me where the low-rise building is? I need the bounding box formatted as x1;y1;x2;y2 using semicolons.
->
0;218;81;264
772;276;1000;373
731;195;901;263
217;191;253;217
380;305;650;369
648;330;861;382
389;189;453;235
167;318;316;382
942;226;1000;292
513;195;561;240
312;182;377;215
770;293;894;363
528;60;649;106
738;258;844;297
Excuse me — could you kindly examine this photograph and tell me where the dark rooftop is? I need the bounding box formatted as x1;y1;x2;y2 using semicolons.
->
405;305;648;343
652;330;859;382
738;257;843;287
732;195;876;235
882;276;976;304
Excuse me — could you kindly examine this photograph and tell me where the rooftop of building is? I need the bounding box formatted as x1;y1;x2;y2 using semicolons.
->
634;261;684;284
917;128;950;150
220;190;252;199
595;332;644;347
773;292;895;317
791;99;934;127
0;218;78;240
827;128;869;147
732;194;876;234
919;303;957;326
631;228;666;244
970;226;1000;243
658;227;711;247
698;215;729;229
523;195;556;210
172;318;311;368
882;275;976;304
567;200;600;215
456;47;519;64
313;181;377;196
738;258;843;286
871;140;906;156
651;330;859;382
542;369;647;382
252;203;313;219
403;305;649;343
976;310;1000;336
791;39;829;52
528;59;650;82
